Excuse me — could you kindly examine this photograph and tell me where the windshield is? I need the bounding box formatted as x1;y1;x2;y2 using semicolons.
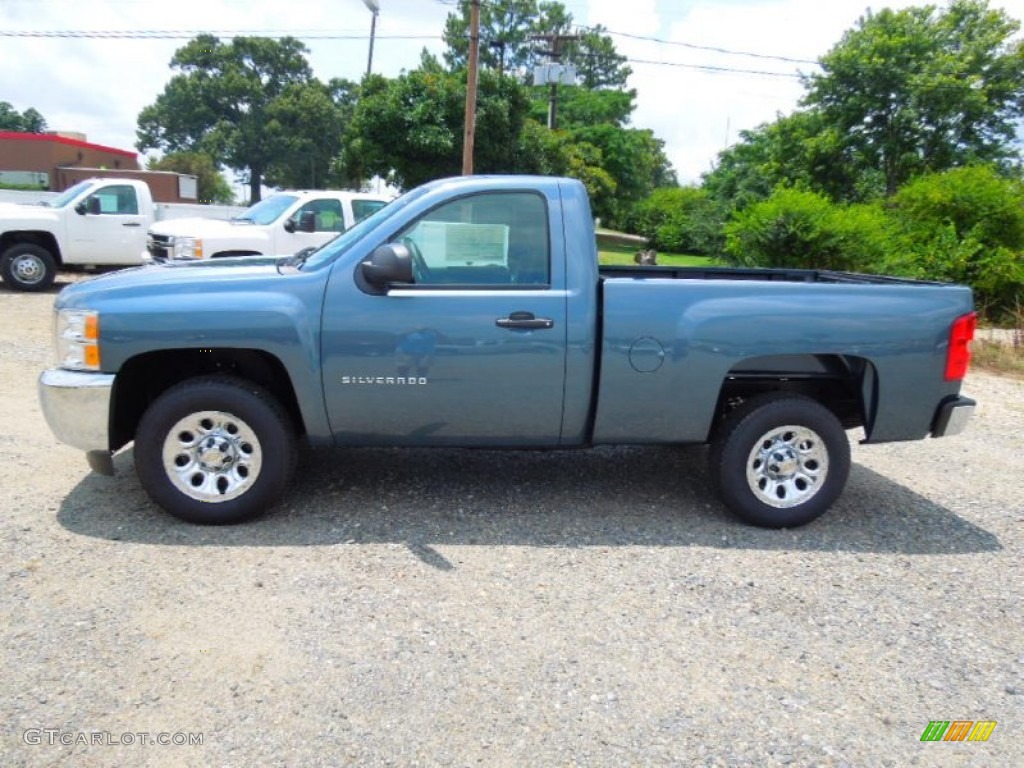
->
352;198;388;221
300;187;431;270
49;181;95;208
232;194;298;225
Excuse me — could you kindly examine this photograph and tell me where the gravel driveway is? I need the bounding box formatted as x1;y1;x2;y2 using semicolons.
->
2;277;1022;767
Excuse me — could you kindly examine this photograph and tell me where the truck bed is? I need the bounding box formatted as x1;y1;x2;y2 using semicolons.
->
592;263;973;446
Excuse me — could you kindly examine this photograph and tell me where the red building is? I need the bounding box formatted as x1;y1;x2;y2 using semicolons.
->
0;131;197;202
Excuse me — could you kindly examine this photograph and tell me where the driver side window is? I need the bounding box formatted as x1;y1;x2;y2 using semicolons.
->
295;199;345;232
90;185;139;215
397;192;549;286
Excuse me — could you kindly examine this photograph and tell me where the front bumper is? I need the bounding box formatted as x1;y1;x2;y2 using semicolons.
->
38;368;116;475
931;395;976;437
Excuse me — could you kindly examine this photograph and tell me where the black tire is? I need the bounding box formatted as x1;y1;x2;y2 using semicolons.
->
1;243;57;291
134;376;297;524
708;393;851;528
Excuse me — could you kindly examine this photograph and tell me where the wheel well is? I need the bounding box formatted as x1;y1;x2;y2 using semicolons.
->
0;231;62;264
110;348;305;450
712;354;876;434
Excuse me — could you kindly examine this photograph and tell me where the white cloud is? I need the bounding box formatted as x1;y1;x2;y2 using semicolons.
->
621;0;944;183
0;0;446;156
583;0;659;34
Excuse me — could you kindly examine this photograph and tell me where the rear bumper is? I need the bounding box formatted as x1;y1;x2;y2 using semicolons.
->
931;395;975;437
38;368;116;475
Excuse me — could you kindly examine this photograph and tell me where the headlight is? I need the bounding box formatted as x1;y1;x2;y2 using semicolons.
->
56;309;101;370
172;237;204;260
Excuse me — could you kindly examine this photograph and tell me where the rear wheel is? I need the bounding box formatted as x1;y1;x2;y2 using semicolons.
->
1;243;57;291
134;376;296;524
709;393;851;528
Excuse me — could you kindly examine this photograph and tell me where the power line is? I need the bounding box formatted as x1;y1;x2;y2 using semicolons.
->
562;44;804;80
0;29;440;40
626;58;803;79
0;28;807;78
0;17;824;72
595;28;820;67
430;5;820;67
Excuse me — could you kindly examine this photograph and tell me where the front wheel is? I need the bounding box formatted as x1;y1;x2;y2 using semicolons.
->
709;393;851;528
134;376;296;524
1;243;57;291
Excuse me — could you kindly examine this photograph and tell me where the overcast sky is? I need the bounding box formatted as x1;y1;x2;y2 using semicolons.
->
2;0;1022;189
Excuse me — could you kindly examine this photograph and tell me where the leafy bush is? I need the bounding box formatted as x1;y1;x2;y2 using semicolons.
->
719;168;1024;321
723;187;888;271
882;166;1024;320
624;187;724;255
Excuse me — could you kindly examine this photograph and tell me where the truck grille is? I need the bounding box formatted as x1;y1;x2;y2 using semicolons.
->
147;233;173;261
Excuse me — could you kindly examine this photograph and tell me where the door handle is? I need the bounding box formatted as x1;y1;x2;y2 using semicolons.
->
495;311;554;330
122;222;141;227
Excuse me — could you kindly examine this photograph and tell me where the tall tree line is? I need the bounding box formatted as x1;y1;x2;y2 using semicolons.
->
703;0;1024;209
0;102;47;133
686;0;1024;320
134;0;675;222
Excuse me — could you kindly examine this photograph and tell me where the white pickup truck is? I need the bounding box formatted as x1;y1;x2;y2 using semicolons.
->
0;178;178;291
144;190;391;264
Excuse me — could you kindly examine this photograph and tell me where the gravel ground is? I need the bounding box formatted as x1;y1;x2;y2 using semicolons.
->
1;277;1022;767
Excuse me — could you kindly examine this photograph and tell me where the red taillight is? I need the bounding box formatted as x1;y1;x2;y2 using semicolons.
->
945;312;976;381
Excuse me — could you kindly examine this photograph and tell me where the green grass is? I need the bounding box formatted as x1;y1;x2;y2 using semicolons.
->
597;242;716;267
972;340;1024;379
0;183;49;191
972;317;1024;379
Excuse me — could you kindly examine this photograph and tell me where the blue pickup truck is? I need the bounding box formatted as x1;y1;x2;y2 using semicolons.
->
38;175;977;528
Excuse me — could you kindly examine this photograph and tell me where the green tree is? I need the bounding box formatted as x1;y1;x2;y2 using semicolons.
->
263;80;345;190
323;78;365;189
147;151;234;204
625;187;723;255
341;57;531;190
569;124;675;224
703;110;867;213
19;108;47;133
884;165;1024;318
443;0;631;90
562;25;632;90
435;0;668;227
532;87;634;130
513;119;617;214
0;101;47;133
444;0;546;75
0;102;19;130
724;188;888;271
136;35;342;202
804;0;1024;196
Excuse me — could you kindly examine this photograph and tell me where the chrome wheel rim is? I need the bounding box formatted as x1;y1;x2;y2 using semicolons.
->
746;424;829;508
11;254;45;284
162;410;262;503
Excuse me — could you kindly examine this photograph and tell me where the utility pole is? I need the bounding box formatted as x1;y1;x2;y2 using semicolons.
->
363;0;380;78
462;0;481;175
530;33;578;130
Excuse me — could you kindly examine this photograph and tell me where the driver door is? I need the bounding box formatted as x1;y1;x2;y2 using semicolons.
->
320;190;567;446
66;184;147;264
